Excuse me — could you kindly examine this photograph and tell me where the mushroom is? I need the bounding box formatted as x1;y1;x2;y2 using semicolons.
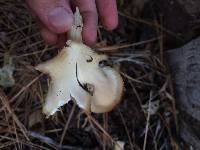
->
36;8;124;116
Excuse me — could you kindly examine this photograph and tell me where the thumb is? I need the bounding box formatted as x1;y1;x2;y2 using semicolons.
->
26;0;73;33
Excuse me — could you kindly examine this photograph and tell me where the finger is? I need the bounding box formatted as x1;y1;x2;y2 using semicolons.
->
35;19;58;45
96;0;118;30
73;0;98;45
56;34;67;48
26;0;73;33
40;27;58;45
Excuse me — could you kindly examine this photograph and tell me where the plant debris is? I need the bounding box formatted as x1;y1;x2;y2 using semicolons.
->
0;0;182;149
0;53;15;87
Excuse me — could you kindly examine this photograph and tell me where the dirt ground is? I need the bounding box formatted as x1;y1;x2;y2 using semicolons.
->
0;0;199;150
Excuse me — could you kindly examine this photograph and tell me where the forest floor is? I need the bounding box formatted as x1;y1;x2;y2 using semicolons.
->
0;0;199;149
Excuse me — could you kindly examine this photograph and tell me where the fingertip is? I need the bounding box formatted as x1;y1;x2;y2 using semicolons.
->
82;26;97;45
82;14;98;46
47;7;74;33
27;0;74;34
96;0;118;31
56;34;67;48
103;16;118;31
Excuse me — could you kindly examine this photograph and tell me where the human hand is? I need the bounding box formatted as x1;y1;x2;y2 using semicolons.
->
26;0;118;47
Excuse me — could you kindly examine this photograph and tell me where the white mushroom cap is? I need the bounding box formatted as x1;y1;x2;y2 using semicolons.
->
35;8;124;116
36;41;123;116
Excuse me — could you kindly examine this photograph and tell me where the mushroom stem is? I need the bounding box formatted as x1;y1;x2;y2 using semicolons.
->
68;7;83;42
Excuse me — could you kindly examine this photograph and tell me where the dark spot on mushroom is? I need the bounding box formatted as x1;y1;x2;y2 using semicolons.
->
64;40;72;47
83;83;94;96
86;56;93;62
76;63;94;96
99;60;113;67
65;43;70;47
76;25;82;29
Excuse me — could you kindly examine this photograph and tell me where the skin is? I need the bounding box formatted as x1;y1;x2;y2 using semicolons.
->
26;0;118;47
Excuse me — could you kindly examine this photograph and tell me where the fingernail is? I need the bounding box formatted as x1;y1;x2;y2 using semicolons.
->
48;7;73;33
